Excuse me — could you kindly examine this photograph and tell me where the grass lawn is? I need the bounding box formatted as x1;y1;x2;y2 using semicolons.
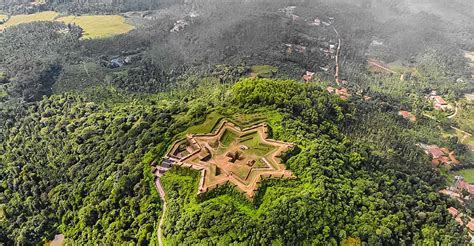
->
57;15;134;39
454;168;474;183
220;129;237;147
185;111;223;135
0;11;59;30
241;132;275;156
254;159;268;168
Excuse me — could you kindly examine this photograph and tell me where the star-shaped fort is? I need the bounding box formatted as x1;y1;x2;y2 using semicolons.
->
162;120;295;198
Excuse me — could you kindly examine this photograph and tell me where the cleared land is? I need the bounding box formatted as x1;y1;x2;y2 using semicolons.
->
250;65;278;78
454;169;474;183
0;11;58;30
57;15;134;39
0;11;134;39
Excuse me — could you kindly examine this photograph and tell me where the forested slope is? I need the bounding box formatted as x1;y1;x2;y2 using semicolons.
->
0;91;180;244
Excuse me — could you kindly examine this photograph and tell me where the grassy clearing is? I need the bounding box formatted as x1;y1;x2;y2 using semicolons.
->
57;15;134;39
0;11;134;39
250;65;278;78
254;159;268;168
0;11;59;30
220;129;237;147
454;168;474;183
241;132;274;156
184;111;224;135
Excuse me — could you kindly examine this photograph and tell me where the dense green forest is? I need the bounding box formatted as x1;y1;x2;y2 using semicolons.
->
0;0;473;245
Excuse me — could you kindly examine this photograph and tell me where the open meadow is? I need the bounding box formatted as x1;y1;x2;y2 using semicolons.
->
0;11;133;39
0;11;58;30
56;15;134;39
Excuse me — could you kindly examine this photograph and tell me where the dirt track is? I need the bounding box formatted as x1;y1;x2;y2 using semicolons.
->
154;175;166;246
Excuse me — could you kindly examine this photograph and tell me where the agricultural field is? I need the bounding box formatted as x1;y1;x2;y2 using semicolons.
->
0;11;134;39
56;15;134;39
0;11;59;30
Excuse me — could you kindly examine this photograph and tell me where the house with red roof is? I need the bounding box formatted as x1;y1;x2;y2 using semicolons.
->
418;143;459;167
398;111;416;122
428;91;451;111
468;219;474;232
448;207;459;217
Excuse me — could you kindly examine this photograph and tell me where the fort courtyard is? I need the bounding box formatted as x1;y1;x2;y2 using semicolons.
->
163;120;295;198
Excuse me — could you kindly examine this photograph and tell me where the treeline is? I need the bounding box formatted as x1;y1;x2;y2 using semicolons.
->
0;92;173;244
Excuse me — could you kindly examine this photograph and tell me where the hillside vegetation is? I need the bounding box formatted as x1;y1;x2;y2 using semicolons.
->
0;0;473;245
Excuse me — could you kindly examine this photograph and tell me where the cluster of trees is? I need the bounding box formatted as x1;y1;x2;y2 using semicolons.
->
0;91;188;244
0;21;82;101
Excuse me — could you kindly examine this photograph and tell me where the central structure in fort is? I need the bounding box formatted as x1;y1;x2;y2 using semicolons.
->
163;120;295;198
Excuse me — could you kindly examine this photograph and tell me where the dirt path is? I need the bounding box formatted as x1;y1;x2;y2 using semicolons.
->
154;176;166;246
450;126;472;137
447;106;458;119
158;200;166;246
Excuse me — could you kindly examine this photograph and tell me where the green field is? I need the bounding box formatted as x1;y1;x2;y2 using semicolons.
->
240;132;275;156
0;11;58;30
0;11;134;39
184;111;224;135
220;129;237;147
250;65;278;78
57;15;134;39
454;168;474;183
